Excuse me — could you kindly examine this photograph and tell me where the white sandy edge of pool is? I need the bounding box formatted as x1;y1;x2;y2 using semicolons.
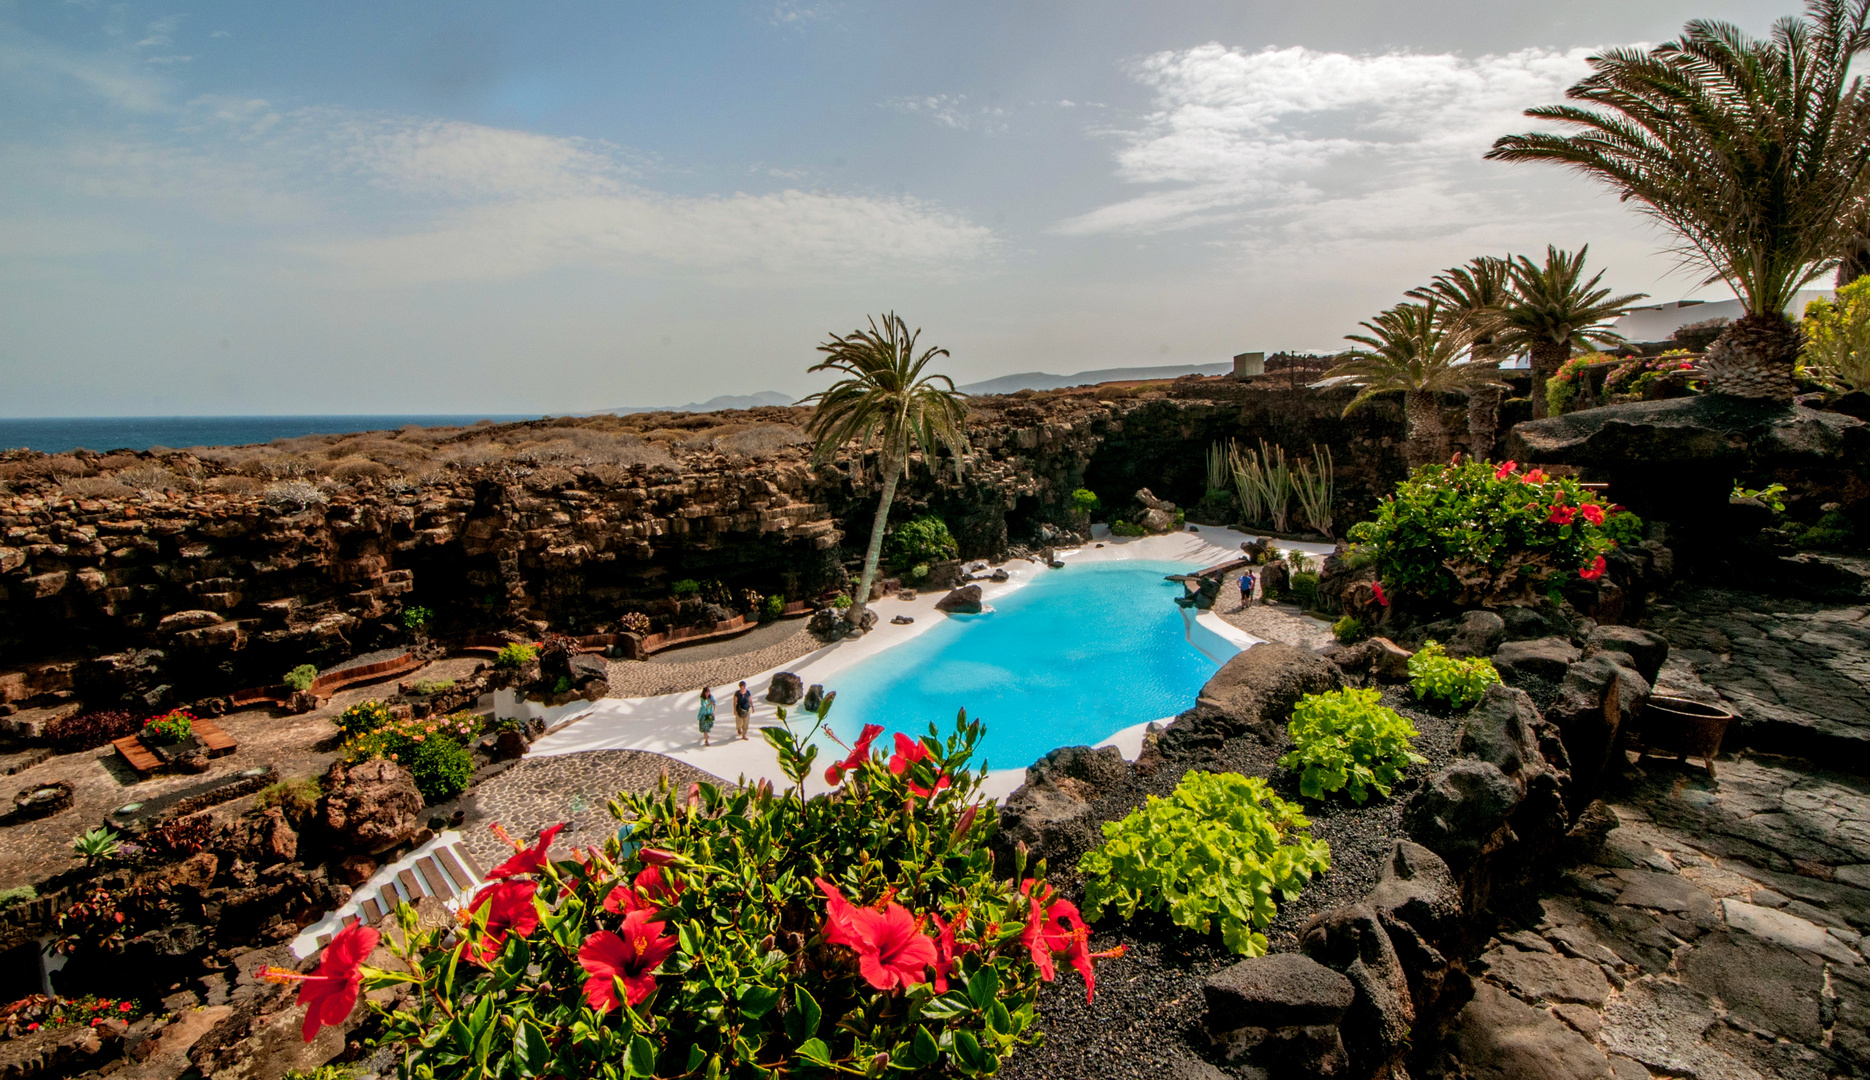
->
520;526;1336;804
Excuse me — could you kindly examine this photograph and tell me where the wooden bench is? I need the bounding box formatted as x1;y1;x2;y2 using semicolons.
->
194;718;237;757
111;735;162;776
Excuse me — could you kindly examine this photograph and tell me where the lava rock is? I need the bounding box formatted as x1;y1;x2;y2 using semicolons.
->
802;684;825;712
1185;643;1345;745
1501;604;1576;642
1584;625;1669;685
766;672;804;705
220;808;298;865
1449;610;1507;658
318;759;425;855
935;585;984;614
994;782;1099;875
1204;953;1355;1030
1547;652;1650;791
1459;684;1546;779
1493;636;1581;683
1327;637;1414;682
1444;982;1617;1080
1026;743;1133;796
1403;760;1523;869
1300;904;1414;1076
890;615;914;625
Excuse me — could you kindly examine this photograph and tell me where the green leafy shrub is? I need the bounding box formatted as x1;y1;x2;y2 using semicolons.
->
342;710;1121;1077
1109;520;1147;537
1332;615;1368;643
761;593;786;620
831;594;853;609
910;562;931;581
336;699;395;738
1290;571;1320;608
284;1067;357;1080
1070;488;1099;517
256;776;323;820
71;827;121;867
671;578;701;598
1406;641;1502;710
1080;771;1329;956
887;515;959;570
142;709;194;745
1347;460;1639;609
1732;481;1788;513
1279;689;1427;804
494;642;537;669
411;677;456;696
1544;356;1594;415
401;605;434;632
1802;277;1870;390
1796;509;1857;550
283;664;318;692
0;885;37;909
404;736;475;803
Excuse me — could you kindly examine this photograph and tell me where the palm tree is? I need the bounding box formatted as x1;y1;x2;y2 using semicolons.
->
1488;0;1870;400
801;313;969;631
1408;256;1513;458
1842;214;1870;286
1492;246;1646;418
1327;300;1485;468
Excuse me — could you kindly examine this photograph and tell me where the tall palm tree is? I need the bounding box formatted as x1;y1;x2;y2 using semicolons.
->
1408;256;1513;458
1327;300;1485;468
1488;0;1870;400
801;313;969;630
1842;215;1870;286
1492;246;1646;418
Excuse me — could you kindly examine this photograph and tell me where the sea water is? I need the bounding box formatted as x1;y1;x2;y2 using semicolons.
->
0;415;539;453
822;559;1234;774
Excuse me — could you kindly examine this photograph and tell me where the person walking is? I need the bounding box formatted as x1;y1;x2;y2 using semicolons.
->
1239;569;1256;608
696;687;716;747
733;681;753;740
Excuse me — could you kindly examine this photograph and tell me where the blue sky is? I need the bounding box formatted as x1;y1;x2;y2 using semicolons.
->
0;0;1803;416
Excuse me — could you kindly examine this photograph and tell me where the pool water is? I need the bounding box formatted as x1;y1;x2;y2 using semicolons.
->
822;559;1236;775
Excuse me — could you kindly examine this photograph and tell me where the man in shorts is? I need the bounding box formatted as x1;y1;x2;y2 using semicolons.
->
733;681;753;740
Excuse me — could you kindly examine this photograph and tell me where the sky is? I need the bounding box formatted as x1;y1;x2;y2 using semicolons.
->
0;0;1810;417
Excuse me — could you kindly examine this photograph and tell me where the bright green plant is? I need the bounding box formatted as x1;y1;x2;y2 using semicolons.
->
143;709;194;745
1070;488;1099;517
412;678;457;696
831;594;853;609
1545;355;1596;415
886;515;959;570
551;675;574;696
1108;520;1147;537
761;593;786;621
1079;771;1329;956
1332;615;1368;643
1290;571;1321;608
346;711;484;799
284;1067;357;1080
1804;278;1870;390
401;605;434;632
1280;689;1428;804
671;579;701;598
910;562;930;581
71;827;122;868
1406;642;1503;709
1347;460;1639;609
1733;481;1789;513
494;642;537;669
283;664;318;692
322;707;1119;1078
336;698;395;738
256;776;323;820
403;736;476;803
0;885;37;909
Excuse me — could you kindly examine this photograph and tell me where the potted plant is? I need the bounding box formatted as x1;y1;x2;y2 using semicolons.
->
139;709;200;764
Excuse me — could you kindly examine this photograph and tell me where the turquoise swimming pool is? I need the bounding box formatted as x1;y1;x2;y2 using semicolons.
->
822;559;1239;774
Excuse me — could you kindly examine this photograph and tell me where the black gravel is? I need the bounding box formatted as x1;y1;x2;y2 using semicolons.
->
998;689;1461;1080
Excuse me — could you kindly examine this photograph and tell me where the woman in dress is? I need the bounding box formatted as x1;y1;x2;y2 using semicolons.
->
697;687;716;747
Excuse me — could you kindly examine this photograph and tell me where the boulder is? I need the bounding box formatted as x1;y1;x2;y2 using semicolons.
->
1365;841;1463;950
1449;610;1507;658
567;653;608;684
1026;743;1133;797
220;808;298;865
1444;982;1618;1080
1203;954;1354;1075
994;782;1100;875
1547;653;1650;790
157;609;224;633
802;684;825;712
766;672;804;706
1493;637;1581;683
318;759;425;855
1182;643;1344;746
1584;624;1669;685
1326;637;1413;682
1259;559;1291;597
935;585;984;614
1139;507;1176;534
1300;904;1414;1075
1501;604;1576;642
1459;684;1546;779
1402;760;1523;869
1136;488;1177;512
926;559;965;589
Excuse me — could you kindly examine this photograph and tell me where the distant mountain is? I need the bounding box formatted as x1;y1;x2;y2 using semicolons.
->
957;363;1232;396
591;391;796;415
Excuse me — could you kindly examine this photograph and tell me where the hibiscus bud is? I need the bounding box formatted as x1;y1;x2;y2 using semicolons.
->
870;1052;890;1072
950;804;979;845
1013;840;1029;880
640;848;681;867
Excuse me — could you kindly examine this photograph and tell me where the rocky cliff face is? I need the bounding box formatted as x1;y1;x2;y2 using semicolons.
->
0;380;1423;716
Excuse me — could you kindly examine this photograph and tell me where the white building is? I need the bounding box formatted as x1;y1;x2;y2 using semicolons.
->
1614;290;1835;345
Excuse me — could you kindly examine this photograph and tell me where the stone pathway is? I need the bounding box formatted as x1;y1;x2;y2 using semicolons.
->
1443;753;1870;1079
1213;571;1337;652
457;749;727;868
604;625;823;698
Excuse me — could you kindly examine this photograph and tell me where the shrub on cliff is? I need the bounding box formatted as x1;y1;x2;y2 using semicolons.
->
403;737;475;803
336;699;395;738
1347;460;1641;609
285;708;1122;1077
283;664;318;692
887;514;958;570
493;642;536;669
346;711;483;802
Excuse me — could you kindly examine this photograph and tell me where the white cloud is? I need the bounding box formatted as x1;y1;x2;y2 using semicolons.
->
135;14;183;48
886;93;1008;134
1057;42;1606;242
771;1;838;28
145;55;193;64
210;30;231;39
0;32;168;111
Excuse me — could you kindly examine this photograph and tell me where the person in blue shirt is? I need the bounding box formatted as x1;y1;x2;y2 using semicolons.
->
734;681;754;740
1239;570;1256;607
697;687;716;747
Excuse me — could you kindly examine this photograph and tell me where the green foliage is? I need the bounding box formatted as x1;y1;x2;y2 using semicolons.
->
1079;771;1330;956
142;709;194;745
71;827;121;867
256;776;323;820
1332;615;1368;643
412;678;457;696
1796;509;1857;551
671;579;702;598
0;885;36;909
1347;460;1638;608
1406;641;1503;710
346;711;483;803
887;515;959;570
1108;520;1148;537
910;562;930;581
283;664;318;692
1804;278;1870;390
336;699;395;738
1290;571;1321;608
761;593;786;621
404;736;475;803
372;708;1097;1078
401;605;434;632
284;1068;357;1080
1280;689;1428;804
1733;481;1788;513
831;594;853;609
551;675;573;696
1544;356;1595;415
1069;488;1099;517
494;642;537;669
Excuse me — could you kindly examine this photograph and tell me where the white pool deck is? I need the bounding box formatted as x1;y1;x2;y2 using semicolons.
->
524;526;1335;803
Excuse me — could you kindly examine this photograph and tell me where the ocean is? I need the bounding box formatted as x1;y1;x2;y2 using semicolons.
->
0;415;541;454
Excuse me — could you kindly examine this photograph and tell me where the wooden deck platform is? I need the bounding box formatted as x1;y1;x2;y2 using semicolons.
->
112;718;239;777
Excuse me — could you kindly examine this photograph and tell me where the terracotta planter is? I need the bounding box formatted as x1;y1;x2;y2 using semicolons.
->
1636;695;1735;777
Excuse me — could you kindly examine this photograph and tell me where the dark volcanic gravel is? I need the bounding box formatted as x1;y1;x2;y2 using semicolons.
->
998;688;1461;1080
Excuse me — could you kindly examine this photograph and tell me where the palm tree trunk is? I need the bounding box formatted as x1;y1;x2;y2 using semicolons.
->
851;468;900;629
1465;384;1503;461
1703;313;1800;400
1529;341;1570;419
1403;390;1444;469
1840;220;1870;288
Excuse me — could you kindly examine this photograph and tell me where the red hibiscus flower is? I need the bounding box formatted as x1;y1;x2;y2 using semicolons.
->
1063;926;1126;1004
260;922;379;1042
603;883;647;915
847;901;938;991
824;723;885;786
460;880;539;965
815;877;864;950
579;909;677;1013
1019;879;1085;982
1523;469;1549;484
605;865;685;914
487;823;566;880
1580;503;1605;526
1548;504;1575;525
929;911;976;993
1580;555;1607;580
1371;581;1390;607
1494;461;1518;480
888;733;952;799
